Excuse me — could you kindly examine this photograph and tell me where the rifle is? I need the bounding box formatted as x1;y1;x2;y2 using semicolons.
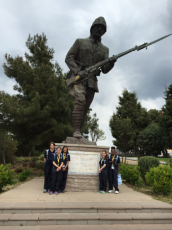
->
66;33;172;87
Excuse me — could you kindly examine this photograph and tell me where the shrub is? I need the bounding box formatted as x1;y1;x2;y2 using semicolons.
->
37;171;44;177
166;158;172;168
22;162;28;167
35;162;44;170
31;157;38;162
15;167;23;174
145;165;172;195
15;157;25;163
24;168;32;177
39;154;44;161
0;164;14;192
138;156;159;182
18;169;32;182
23;158;31;162
29;161;36;168
120;163;141;185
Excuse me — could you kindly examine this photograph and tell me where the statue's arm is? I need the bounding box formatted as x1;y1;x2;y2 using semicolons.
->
65;39;80;76
101;48;114;74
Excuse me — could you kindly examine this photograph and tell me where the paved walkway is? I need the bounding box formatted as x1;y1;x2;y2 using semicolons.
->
0;178;165;203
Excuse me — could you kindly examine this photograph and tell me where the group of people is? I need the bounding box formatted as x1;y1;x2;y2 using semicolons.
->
43;142;70;195
43;142;120;195
99;147;120;194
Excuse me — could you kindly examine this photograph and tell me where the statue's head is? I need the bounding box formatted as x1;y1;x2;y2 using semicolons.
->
90;16;107;39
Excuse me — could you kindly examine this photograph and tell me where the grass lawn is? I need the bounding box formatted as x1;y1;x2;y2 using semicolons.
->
158;158;171;162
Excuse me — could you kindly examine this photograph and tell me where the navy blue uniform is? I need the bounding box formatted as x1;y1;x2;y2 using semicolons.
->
44;149;56;190
61;153;70;191
108;154;120;191
99;157;108;192
51;153;63;192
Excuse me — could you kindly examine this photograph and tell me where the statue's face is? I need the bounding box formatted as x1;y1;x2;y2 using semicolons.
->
91;24;105;38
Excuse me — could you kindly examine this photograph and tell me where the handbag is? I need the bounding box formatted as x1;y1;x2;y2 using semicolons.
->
118;174;122;185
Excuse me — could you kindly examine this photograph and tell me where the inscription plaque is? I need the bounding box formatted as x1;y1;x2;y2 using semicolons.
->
68;150;100;175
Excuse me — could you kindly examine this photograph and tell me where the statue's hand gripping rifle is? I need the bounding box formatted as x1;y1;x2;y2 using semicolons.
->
66;33;171;87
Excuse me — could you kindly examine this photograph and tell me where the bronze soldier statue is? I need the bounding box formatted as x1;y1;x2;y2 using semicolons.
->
65;16;116;139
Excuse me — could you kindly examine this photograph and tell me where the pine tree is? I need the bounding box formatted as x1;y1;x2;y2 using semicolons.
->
0;33;74;156
109;89;150;159
109;114;133;163
137;123;163;156
160;84;172;157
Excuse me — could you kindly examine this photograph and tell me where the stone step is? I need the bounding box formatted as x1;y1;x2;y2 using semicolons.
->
0;202;172;215
1;225;172;230
1;202;172;214
0;212;172;225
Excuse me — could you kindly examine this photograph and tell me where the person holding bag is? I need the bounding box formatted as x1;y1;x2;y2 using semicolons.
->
108;146;120;194
99;150;108;194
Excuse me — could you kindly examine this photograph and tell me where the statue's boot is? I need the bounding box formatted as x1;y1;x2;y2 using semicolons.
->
72;104;84;138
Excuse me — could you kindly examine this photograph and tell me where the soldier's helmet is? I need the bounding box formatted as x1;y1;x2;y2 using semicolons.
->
90;16;107;35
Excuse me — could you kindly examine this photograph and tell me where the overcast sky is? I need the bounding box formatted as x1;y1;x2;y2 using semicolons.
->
0;0;172;147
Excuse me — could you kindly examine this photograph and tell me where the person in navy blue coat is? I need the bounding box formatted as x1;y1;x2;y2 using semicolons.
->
43;142;56;193
108;146;120;194
49;147;63;195
99;150;108;193
61;146;70;193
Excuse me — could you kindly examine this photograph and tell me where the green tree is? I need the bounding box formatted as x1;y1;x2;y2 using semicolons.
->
0;129;17;165
81;109;92;140
109;115;133;163
138;123;163;156
0;33;74;156
147;109;168;157
89;113;106;142
110;89;150;159
160;84;172;157
81;112;106;142
148;109;161;124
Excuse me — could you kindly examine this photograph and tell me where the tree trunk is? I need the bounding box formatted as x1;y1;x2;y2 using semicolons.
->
137;147;140;159
125;148;126;164
2;150;6;166
124;140;127;164
135;145;140;160
28;146;32;157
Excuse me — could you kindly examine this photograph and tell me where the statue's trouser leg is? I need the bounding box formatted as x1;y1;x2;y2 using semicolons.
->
72;103;84;135
80;87;95;130
71;83;86;137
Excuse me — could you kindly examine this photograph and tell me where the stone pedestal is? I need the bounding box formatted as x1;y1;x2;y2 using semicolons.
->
55;143;109;176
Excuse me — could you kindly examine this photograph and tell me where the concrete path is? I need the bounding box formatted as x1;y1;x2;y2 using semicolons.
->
0;178;172;229
0;178;165;203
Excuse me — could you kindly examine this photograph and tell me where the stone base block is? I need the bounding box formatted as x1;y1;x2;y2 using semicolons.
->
65;175;99;192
